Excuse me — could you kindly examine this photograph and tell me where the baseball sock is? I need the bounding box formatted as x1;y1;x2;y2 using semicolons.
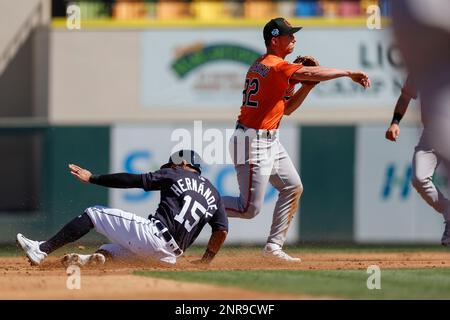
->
39;212;94;254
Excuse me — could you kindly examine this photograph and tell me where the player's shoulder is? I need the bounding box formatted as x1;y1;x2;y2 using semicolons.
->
261;54;288;68
164;168;212;184
152;167;182;180
198;175;221;197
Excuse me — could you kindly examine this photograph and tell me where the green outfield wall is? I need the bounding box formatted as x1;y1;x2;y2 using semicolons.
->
299;126;355;242
0;126;109;243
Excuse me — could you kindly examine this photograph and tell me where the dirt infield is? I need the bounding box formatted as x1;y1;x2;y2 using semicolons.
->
1;250;450;299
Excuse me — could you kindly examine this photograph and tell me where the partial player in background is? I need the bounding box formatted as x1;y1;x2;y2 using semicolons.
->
391;0;450;246
385;75;450;246
222;17;371;262
17;150;228;266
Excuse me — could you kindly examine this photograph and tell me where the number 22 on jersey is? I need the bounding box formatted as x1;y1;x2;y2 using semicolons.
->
242;78;259;108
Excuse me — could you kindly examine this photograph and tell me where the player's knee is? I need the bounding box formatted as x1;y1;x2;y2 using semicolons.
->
281;181;303;198
84;205;100;213
241;205;261;219
411;175;429;191
84;206;93;213
294;182;304;197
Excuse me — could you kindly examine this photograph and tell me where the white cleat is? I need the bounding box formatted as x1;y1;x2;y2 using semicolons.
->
16;233;47;266
262;243;301;262
61;253;106;267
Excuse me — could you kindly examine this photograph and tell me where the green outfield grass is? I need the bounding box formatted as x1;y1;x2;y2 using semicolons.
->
134;268;450;300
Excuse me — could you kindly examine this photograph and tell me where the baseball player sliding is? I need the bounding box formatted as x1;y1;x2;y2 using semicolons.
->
17;150;228;266
385;75;450;245
222;17;370;262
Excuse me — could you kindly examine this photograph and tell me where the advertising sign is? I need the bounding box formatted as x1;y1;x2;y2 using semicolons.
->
141;28;414;109
355;125;448;242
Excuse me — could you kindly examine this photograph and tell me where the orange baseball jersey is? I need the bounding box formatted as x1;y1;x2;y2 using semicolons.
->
237;54;302;130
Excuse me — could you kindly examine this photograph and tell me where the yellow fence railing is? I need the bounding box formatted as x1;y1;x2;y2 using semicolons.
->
52;16;390;29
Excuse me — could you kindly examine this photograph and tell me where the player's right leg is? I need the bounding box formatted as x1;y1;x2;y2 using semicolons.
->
85;206;179;264
440;160;450;246
17;212;95;266
411;146;450;215
222;128;272;219
411;145;450;246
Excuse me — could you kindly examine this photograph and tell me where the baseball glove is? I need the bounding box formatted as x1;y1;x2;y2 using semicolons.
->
292;55;320;85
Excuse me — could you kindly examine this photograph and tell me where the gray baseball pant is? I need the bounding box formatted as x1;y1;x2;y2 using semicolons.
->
222;127;303;247
412;132;450;222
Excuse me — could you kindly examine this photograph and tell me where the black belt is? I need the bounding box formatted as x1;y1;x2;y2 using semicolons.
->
153;220;183;256
235;123;247;131
235;122;276;139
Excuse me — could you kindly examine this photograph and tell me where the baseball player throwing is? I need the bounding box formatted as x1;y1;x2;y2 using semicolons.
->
385;75;450;245
17;150;228;266
222;17;370;262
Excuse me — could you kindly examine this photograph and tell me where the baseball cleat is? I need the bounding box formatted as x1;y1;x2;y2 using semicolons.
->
441;222;450;246
16;233;47;266
61;253;106;267
262;243;301;262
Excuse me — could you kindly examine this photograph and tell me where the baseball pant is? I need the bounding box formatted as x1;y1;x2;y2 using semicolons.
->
412;133;450;222
85;206;179;264
97;243;139;261
222;127;303;247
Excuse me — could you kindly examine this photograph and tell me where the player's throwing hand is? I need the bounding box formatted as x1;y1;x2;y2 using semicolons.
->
349;71;371;88
69;164;92;183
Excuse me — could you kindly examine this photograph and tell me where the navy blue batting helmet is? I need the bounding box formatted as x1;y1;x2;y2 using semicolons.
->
160;149;202;174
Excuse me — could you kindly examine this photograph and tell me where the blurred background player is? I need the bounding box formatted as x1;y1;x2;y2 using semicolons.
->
391;0;450;245
222;17;370;262
385;74;450;245
17;150;228;266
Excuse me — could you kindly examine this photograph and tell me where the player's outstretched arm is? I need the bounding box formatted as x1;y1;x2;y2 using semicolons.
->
385;93;411;142
68;164;144;188
194;230;227;265
291;66;371;88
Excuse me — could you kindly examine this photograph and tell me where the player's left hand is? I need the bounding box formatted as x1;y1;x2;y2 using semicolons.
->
385;124;400;142
69;164;92;183
293;55;320;85
191;258;211;266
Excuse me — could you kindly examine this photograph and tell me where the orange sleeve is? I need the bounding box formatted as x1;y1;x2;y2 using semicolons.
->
401;75;418;100
276;61;303;82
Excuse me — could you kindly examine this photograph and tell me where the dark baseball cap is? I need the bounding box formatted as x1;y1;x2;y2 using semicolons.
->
160;149;202;174
263;17;302;41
